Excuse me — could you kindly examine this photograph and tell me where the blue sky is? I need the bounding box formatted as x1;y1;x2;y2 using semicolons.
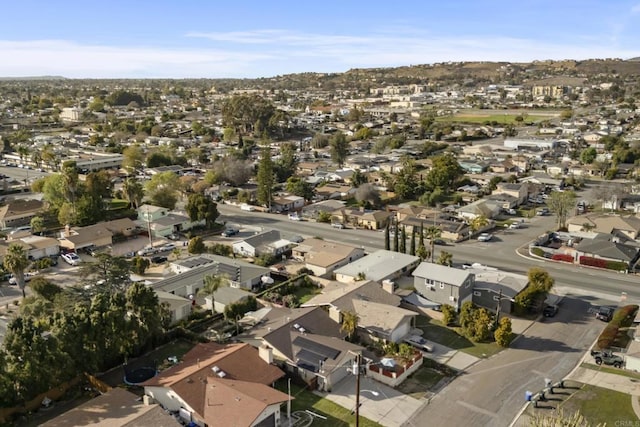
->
1;0;640;78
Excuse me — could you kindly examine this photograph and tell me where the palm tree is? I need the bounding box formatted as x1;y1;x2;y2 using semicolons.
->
340;311;359;342
198;274;229;314
470;215;489;234
424;225;441;263
437;251;453;267
3;243;30;298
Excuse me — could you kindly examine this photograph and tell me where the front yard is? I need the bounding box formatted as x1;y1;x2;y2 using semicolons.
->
415;316;503;358
275;380;382;427
397;359;456;399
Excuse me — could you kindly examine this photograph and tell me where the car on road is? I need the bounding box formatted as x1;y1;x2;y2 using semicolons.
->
477;233;493;242
159;243;176;252
596;306;614;322
137;246;158;256
151;256;168;264
543;304;559;317
221;228;240;237
240;203;255;212
167;233;180;241
331;223;345;229
432;238;447;245
509;222;522;229
61;252;81;266
288;213;302;221
9;272;37;285
403;335;434;352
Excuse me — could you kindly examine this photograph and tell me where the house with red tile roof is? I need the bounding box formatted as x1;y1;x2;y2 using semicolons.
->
143;342;286;427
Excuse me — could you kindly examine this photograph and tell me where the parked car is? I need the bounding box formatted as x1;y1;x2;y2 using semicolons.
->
590;349;623;368
596;306;614;322
432;238;447;245
221;228;239;237
159;243;176;252
505;208;517;215
240;203;255;211
167;233;180;241
509;222;522;229
543;304;559;317
288;213;302;221
151;256;168;264
403;335;434;352
137;246;158;256
9;272;37;285
536;208;549;216
477;233;493;242
331;222;346;229
61;252;82;266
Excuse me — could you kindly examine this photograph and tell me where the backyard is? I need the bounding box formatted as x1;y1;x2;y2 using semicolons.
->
397;359;456;399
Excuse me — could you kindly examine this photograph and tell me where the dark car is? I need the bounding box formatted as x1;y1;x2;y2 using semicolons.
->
543;304;558;317
596;306;614;322
221;228;240;237
151;256;168;264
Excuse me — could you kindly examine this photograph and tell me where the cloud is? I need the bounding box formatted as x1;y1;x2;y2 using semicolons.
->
1;29;640;78
631;3;640;13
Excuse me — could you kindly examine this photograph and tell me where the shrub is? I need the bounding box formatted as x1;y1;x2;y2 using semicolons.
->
494;317;513;347
531;247;544;257
605;260;628;272
579;256;607;269
596;324;619;349
207;243;232;257
551;254;573;263
611;304;639;327
255;253;277;266
441;304;456;326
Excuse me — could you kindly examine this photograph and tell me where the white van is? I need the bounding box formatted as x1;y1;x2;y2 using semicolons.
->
240;204;255;212
331;223;345;229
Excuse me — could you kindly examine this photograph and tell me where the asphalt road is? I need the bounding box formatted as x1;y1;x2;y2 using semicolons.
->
217;204;640;302
406;296;603;427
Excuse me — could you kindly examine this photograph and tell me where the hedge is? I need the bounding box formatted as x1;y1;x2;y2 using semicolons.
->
531;247;544;257
597;324;619;349
595;305;639;349
551;254;573;263
579;256;628;272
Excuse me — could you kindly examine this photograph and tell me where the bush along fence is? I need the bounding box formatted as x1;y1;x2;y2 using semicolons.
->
596;304;639;350
529;246;629;273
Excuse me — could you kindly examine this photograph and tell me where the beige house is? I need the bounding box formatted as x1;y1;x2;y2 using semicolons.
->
58;223;113;251
567;214;640;240
0;199;44;229
332;207;393;230
493;182;528;205
292;238;365;277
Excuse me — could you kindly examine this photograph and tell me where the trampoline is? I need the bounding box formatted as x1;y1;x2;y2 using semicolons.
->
123;366;157;385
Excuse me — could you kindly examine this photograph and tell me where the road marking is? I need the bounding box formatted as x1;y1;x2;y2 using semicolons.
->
465;354;553;377
456;400;498;418
531;369;547;378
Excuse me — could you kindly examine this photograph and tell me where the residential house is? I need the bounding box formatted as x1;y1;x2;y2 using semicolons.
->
485;193;519;209
271;194;305;212
301;199;345;220
566;214;640;240
574;235;640;270
143;342;287;427
291;238;365;277
490;159;517;174
208;286;253;314
456;199;502;221
468;265;530;314
42;387;180;427
412;263;474;310
314;183;356;201
494;182;528;205
332;207;393;230
232;229;292;258
4;234;59;260
137;204;205;238
58;223;113;251
157;255;271;293
238;306;362;392
0;199;44;229
155;291;192;325
459;161;487;174
334;250;420;284
302;279;416;343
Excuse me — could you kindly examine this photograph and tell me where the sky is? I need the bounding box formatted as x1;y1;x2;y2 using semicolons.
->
1;0;640;79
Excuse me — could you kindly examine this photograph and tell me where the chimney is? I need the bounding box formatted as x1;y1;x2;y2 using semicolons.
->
382;279;396;294
259;345;273;364
143;395;155;406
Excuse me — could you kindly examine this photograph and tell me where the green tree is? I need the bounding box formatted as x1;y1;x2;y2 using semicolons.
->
441;304;456;326
317;211;332;223
275;142;298;182
199;274;229;314
580;147;597;164
384;222;391;250
285;177;314;201
410;227;416;256
399;226;407;253
131;256;150;275
547;191;577;230
125;281;166;355
29;277;62;301
424;153;464;193
459;301;475;330
393;157;419;200
425;225;441;263
329;131;349;168
393;220;399;252
468;307;492;342
188;236;206;254
145;171;180;209
494;317;513;347
30;216;45;235
3;243;30;298
351;169;368;187
80;254;132;294
437;250;453;267
340;310;359;342
470;215;489;233
256;143;275;207
122;177;144;209
185;193;219;229
61;160;79;212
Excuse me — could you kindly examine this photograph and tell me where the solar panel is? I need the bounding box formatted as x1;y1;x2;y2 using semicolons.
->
296;348;326;364
293;336;340;360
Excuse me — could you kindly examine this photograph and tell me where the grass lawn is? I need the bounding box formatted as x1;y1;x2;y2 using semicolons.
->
397;364;447;399
580;362;640;380
560;384;637;425
109;198;129;209
435;113;549;124
151;340;196;370
292;285;322;305
414;316;503;358
275;380;382;427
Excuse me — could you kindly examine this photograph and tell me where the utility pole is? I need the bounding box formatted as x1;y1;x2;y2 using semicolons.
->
354;353;361;427
495;288;503;329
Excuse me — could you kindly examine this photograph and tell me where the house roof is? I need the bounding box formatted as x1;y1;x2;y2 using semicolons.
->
202;378;290;427
302;200;346;214
295;238;362;268
287;332;362;373
351;299;416;337
575;237;639;262
302;280;401;311
412;263;472;287
469;267;529;297
18;235;59;250
238;229;281;250
0;199;43;221
333;250;420;281
102;217;138;233
212;286;251;305
41;387;180;427
155;290;191;312
61;223;113;246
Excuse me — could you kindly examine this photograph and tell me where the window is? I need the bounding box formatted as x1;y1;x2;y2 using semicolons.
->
473;291;481;297
425;279;434;285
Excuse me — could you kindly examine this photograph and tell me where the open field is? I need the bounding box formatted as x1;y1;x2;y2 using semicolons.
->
436;113;551;124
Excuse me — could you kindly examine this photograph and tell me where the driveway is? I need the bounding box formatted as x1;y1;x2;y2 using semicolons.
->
319;375;423;427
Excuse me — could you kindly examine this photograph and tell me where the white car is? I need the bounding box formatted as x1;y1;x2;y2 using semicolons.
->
403;335;434;352
477;233;493;242
240;203;255;212
509;222;522;229
61;252;81;266
9;272;37;285
159;243;176;252
137;246;158;256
